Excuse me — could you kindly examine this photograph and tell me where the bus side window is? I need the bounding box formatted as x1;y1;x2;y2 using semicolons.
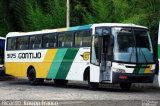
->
7;38;16;50
83;30;91;47
29;35;42;49
36;36;42;49
17;36;28;50
29;36;35;49
42;33;57;48
75;31;83;47
65;32;74;47
58;32;73;48
58;33;65;47
75;30;91;47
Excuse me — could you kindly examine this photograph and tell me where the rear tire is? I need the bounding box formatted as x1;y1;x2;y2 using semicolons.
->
54;79;68;86
120;83;131;91
28;68;44;85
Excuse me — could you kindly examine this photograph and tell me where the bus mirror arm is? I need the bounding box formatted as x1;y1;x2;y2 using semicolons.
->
110;35;114;47
92;34;99;37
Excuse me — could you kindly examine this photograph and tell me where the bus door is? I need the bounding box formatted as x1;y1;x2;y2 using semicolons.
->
101;28;113;81
91;27;113;81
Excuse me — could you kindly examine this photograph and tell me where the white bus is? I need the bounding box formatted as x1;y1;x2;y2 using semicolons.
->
0;37;5;76
5;23;155;90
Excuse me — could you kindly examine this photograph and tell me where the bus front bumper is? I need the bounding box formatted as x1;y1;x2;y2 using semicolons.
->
112;72;154;83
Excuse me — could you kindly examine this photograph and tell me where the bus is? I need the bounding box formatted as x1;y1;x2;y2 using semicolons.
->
5;23;155;90
0;37;5;76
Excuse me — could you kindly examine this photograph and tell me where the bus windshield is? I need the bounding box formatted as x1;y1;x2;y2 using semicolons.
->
113;27;154;63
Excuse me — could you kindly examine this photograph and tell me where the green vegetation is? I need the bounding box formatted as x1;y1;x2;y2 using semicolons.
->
0;0;159;40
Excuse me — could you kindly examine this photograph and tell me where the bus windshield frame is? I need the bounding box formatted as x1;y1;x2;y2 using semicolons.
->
112;27;154;64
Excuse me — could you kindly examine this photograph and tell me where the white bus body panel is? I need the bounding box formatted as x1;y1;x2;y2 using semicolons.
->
66;48;90;81
90;64;100;82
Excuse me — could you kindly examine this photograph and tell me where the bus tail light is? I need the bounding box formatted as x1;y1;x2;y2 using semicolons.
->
119;75;127;79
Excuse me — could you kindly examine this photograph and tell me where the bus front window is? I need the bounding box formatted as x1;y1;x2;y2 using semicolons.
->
113;27;154;63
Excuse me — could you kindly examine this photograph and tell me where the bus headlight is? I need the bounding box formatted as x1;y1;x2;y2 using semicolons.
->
116;69;126;73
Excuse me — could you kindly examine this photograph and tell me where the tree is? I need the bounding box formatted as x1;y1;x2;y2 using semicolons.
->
0;0;13;36
0;0;159;39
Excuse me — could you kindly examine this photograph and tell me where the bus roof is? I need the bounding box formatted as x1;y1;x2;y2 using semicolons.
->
0;37;5;40
6;23;148;37
92;23;148;29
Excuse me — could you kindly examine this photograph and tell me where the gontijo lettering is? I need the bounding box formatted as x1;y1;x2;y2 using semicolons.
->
18;52;41;59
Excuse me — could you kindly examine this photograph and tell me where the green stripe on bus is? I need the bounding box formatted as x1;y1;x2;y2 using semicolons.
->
55;48;79;79
133;67;140;74
133;65;147;74
47;49;68;78
158;44;160;58
138;68;145;74
139;65;147;74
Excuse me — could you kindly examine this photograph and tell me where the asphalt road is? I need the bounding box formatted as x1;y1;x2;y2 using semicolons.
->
0;76;160;106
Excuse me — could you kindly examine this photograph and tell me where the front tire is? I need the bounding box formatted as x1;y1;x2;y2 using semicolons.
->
28;68;44;85
120;83;131;91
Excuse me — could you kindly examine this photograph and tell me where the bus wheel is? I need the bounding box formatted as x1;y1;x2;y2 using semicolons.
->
28;68;42;85
120;83;131;91
54;79;68;86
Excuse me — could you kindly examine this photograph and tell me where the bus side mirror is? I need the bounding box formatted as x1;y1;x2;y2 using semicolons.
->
92;34;99;37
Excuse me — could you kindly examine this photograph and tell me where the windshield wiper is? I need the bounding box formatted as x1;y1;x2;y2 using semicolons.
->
129;47;134;62
138;48;148;63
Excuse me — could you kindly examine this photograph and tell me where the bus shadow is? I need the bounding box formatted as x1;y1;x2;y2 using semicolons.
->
8;79;159;93
0;75;16;81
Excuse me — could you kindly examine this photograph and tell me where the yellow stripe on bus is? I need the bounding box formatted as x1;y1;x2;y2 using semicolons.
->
5;49;58;78
144;64;152;73
39;49;58;78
